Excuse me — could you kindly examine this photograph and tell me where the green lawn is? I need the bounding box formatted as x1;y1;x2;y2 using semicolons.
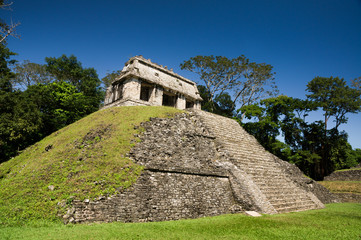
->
0;203;360;240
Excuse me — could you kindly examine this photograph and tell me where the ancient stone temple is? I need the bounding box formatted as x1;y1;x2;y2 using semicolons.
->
64;57;337;224
103;56;202;110
67;110;336;224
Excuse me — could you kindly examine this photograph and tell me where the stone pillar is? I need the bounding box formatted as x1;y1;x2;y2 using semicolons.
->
176;94;186;109
150;85;163;106
194;101;201;110
122;78;141;100
104;86;112;105
114;84;119;100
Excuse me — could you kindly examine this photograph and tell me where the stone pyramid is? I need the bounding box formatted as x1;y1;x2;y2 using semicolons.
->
68;109;331;223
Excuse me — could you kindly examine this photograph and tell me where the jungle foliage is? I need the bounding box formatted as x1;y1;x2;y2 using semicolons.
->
0;43;104;163
239;77;361;180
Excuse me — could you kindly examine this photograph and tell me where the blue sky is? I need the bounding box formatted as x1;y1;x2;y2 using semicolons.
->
3;0;361;148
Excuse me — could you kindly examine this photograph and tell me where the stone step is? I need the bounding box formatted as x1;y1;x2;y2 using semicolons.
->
221;149;271;158
266;193;309;200
230;156;279;165
271;198;316;206
273;202;317;213
247;172;285;179
242;168;283;174
229;149;274;157
251;174;287;180
268;196;312;204
255;181;293;188
261;189;299;196
191;110;320;214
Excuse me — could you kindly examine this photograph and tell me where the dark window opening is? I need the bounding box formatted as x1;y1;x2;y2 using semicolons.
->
162;92;176;107
140;84;152;101
186;101;194;109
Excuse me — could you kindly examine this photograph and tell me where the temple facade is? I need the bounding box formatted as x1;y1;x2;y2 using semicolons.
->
103;56;202;110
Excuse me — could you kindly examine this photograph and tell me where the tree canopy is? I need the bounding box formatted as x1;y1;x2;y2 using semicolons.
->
306;76;361;130
240;77;361;180
180;55;277;114
101;70;121;89
0;52;104;163
0;43;16;92
45;54;104;112
12;60;54;90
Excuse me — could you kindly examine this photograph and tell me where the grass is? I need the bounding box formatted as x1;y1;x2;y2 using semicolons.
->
0;203;360;240
335;168;361;172
0;106;182;226
318;181;361;194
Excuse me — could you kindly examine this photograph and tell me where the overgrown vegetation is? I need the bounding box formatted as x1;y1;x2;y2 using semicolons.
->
0;203;360;239
0;106;182;226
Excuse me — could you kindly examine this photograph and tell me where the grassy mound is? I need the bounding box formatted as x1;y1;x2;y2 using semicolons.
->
0;106;182;226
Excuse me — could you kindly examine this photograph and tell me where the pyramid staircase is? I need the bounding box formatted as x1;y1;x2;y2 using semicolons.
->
191;110;324;214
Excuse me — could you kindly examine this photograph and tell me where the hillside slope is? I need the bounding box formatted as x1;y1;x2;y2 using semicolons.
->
0;106;182;225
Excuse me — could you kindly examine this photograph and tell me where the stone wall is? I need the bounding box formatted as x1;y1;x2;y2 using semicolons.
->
102;98;152;109
322;166;360;203
324;169;361;181
129;113;226;176
69;170;236;223
333;193;361;203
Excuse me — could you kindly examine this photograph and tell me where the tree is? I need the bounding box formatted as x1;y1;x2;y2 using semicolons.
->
234;61;277;113
197;85;235;117
306;76;361;178
240;95;301;156
0;91;42;162
12;60;55;90
240;96;326;179
45;54;104;111
306;76;361;131
0;80;96;163
240;77;361;180
101;70;121;89
0;0;20;43
180;55;277;115
0;43;15;92
352;77;361;90
0;53;104;163
24;81;93;135
0;43;42;163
